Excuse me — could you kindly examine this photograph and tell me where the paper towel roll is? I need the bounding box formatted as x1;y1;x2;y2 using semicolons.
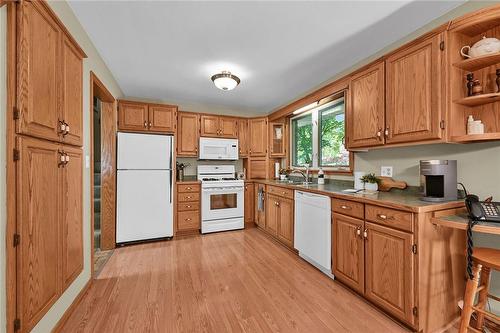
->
275;162;280;179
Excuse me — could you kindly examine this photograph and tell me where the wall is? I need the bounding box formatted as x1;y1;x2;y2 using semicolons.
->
0;1;124;332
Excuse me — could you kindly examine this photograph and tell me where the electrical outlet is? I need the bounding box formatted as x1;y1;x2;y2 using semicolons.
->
381;166;393;177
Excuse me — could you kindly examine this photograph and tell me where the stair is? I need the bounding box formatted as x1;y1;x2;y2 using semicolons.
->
94;161;101;250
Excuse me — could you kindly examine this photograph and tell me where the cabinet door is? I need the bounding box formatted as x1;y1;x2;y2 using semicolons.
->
17;0;62;142
61;36;83;146
118;101;149;131
254;184;266;228
385;34;443;144
248;157;267;179
269;122;286;157
17;137;61;332
177;112;199;157
265;194;278;236
219;117;238;138
61;146;83;290
244;183;254;224
348;61;385;148
148;105;176;133
249;118;268;156
333;213;364;293
277;197;294;247
200;115;220;137
365;222;415;324
238;119;248;157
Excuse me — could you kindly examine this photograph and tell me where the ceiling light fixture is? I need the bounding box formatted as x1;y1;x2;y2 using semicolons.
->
211;71;240;91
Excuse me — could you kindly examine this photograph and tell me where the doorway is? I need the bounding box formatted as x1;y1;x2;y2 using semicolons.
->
90;72;117;276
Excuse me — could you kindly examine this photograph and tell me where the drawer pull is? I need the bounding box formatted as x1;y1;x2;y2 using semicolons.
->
340;205;351;210
282;191;286;195
356;226;361;237
186;205;191;208
186;218;192;221
186;196;191;199
377;214;394;220
363;229;368;239
186;187;192;190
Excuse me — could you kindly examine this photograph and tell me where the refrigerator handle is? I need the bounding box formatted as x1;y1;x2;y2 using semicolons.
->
170;136;173;204
169;170;173;203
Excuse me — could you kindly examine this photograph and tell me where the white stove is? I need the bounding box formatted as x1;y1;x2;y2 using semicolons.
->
197;165;244;234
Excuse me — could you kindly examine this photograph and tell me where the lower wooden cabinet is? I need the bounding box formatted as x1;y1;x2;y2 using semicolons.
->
264;190;294;248
17;137;83;332
266;194;279;236
175;182;201;234
244;182;254;224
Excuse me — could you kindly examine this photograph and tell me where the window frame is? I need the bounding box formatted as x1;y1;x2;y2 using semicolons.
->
289;96;353;175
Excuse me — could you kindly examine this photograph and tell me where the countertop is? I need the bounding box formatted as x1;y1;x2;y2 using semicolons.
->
248;179;464;213
175;175;199;184
431;213;500;235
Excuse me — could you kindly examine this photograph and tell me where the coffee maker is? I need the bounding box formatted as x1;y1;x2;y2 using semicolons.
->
420;160;457;202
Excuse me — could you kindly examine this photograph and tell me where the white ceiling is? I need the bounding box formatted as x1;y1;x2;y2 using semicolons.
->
69;1;464;116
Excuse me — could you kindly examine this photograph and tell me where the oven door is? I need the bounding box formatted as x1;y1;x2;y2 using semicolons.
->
202;186;244;221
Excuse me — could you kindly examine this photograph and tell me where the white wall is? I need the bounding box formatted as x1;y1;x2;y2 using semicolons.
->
0;1;123;332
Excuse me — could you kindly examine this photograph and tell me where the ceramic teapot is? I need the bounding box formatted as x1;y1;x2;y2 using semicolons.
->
461;36;500;58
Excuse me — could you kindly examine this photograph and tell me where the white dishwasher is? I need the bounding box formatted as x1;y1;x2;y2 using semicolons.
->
294;191;334;279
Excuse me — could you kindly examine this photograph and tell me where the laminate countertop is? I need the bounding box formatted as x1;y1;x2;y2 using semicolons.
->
249;179;464;213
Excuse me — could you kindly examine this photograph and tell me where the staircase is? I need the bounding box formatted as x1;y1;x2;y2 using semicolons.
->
94;161;101;250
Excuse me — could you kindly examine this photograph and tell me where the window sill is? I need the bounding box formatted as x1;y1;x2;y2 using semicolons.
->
289;167;353;176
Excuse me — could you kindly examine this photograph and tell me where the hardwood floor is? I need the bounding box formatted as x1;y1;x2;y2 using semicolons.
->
62;228;414;332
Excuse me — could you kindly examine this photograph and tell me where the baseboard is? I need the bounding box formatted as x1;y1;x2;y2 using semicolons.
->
51;278;92;333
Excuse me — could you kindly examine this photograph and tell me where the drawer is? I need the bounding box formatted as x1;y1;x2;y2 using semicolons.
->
267;185;294;200
365;205;413;232
177;202;200;212
332;198;364;219
178;192;200;202
177;210;200;231
177;184;200;193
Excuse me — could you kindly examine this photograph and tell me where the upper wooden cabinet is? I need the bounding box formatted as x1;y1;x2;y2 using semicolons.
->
200;115;238;138
385;33;444;144
16;0;85;146
348;61;385;149
177;112;200;157
249;118;268;156
269;121;286;157
118;100;177;133
238;119;249;157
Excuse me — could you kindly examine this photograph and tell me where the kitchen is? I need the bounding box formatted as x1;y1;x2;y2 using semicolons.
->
1;1;500;333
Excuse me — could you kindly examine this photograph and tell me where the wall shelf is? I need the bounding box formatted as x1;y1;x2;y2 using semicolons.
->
454;92;500;107
453;52;500;71
450;132;500;143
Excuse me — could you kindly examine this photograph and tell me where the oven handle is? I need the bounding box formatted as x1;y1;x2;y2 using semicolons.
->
202;187;244;192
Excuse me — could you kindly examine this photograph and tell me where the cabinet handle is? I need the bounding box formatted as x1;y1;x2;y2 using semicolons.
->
58;150;66;168
340;205;351;210
363;229;368;239
64;122;70;135
144;121;147;128
377;129;382;139
186;196;191;199
149;121;152;128
186;205;191;208
186;187;192;190
58;120;66;134
376;214;394;220
282;191;286;195
384;127;389;137
356;226;362;238
186;218;192;221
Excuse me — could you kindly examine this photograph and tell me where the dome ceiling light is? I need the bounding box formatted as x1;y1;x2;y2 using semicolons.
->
211;71;241;91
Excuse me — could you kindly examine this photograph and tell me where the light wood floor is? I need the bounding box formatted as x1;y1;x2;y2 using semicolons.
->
61;228;415;332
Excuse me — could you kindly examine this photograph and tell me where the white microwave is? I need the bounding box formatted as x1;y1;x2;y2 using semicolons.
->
199;137;239;160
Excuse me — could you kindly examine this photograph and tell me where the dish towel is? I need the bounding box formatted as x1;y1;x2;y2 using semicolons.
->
257;187;264;211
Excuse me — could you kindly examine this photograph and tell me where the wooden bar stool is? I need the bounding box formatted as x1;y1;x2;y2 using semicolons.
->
459;247;500;333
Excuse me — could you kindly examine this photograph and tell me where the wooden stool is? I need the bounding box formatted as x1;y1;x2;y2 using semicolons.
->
459;247;500;333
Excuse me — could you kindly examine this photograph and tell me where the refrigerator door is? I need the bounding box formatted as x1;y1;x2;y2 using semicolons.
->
116;170;173;243
117;132;173;170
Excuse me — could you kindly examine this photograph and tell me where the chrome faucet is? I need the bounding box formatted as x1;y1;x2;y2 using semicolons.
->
290;165;311;184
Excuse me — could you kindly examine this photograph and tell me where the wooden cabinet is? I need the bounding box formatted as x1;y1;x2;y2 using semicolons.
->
348;61;385;148
16;0;85;146
249;118;267;156
200;115;238;138
332;213;364;293
364;222;414;324
265;194;279;236
175;182;200;234
17;137;83;332
177;112;199;157
385;33;444;144
148;105;176;132
269;121;286;157
277;196;294;248
118;100;177;133
238;119;249;157
248;157;267;179
244;182;254;224
254;183;266;228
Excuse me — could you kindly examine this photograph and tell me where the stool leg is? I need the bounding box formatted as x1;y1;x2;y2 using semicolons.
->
475;266;491;330
459;263;482;333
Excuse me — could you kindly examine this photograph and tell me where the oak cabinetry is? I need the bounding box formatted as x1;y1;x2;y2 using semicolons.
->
249;118;268;156
385;33;444;144
269;121;286;157
264;186;294;249
200;115;238;138
177;112;200;157
176;183;200;234
238;119;249;157
348;61;385;149
248;157;267;179
244;182;254;224
118;100;177;133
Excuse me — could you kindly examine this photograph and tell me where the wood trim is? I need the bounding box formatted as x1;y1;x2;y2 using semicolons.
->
51;279;92;333
0;0;6;8
6;3;17;333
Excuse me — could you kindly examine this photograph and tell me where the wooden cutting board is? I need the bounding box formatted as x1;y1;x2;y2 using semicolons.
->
378;176;407;192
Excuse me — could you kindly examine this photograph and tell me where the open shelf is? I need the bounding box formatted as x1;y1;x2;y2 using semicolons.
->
454;92;500;107
453;52;500;71
450;132;500;143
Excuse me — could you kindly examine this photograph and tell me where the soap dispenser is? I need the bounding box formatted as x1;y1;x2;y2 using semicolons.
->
318;168;325;185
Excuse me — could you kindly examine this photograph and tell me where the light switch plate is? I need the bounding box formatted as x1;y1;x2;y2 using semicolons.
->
381;166;393;177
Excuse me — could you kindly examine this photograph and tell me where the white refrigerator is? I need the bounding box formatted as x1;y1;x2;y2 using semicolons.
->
116;132;174;243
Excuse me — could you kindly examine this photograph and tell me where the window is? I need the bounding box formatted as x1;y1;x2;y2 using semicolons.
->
291;97;351;171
